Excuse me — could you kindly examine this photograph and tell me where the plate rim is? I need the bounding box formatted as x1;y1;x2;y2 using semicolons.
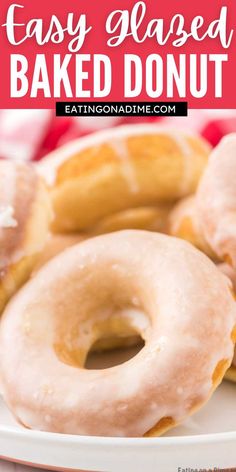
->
1;424;236;446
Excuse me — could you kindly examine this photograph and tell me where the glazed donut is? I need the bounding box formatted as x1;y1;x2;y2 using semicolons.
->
217;263;236;382
37;124;210;232
0;230;235;437
0;160;52;313
168;195;217;260
196;134;236;267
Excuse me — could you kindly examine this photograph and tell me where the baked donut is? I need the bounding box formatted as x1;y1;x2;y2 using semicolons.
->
37;124;210;232
0;160;52;313
168;195;217;260
91;204;172;235
196;134;236;267
36;204;171;270
0;230;235;437
217;263;236;382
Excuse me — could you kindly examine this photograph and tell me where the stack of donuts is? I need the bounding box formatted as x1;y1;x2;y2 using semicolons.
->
0;124;236;438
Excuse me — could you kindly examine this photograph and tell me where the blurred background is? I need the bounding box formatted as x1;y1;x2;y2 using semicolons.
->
1;110;236;163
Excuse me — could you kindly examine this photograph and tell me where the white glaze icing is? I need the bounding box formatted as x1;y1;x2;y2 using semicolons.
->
0;160;51;272
109;138;139;193
197;134;236;266
0;206;17;228
218;263;236;292
0;162;18;269
174;135;195;195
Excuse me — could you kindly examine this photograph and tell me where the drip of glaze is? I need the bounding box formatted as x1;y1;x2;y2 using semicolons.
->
0;206;17;228
109;138;140;193
173;134;194;196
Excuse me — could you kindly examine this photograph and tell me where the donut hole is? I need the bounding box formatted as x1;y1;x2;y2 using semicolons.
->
53;259;152;370
85;336;145;369
54;301;149;370
85;306;148;369
225;364;236;382
85;308;147;369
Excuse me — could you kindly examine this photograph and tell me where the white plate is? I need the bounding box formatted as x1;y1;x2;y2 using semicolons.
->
0;348;236;471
